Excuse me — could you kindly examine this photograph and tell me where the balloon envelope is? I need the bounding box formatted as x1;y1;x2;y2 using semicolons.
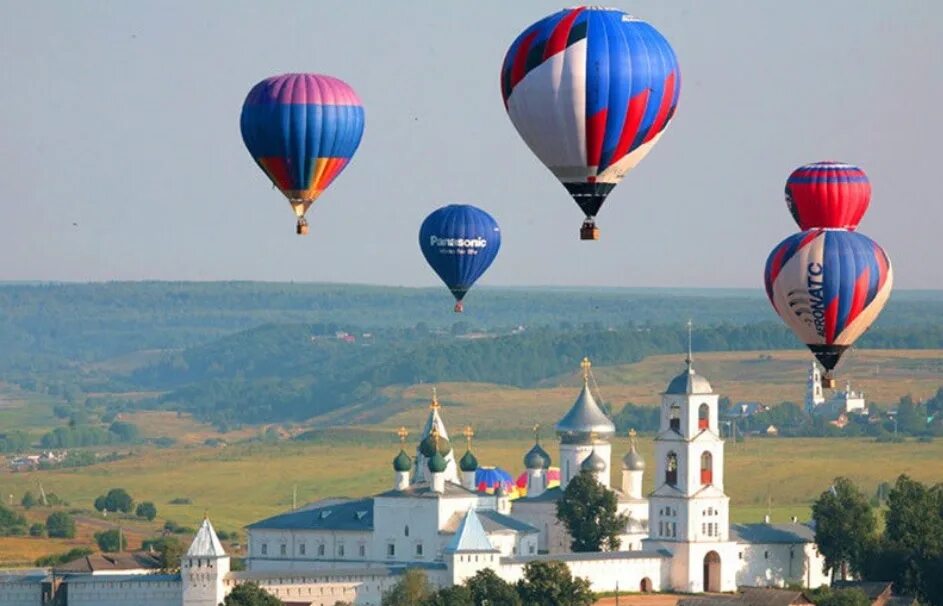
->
501;7;680;221
475;466;518;498
240;73;365;219
785;162;871;230
764;229;892;371
515;467;561;496
419;205;501;308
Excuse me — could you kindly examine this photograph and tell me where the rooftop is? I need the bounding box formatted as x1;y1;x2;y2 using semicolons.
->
247;498;374;531
55;551;162;574
186;518;226;558
730;522;816;544
442;509;539;535
445;510;497;553
376;481;479;500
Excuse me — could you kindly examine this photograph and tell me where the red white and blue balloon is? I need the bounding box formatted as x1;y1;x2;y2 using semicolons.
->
501;6;680;230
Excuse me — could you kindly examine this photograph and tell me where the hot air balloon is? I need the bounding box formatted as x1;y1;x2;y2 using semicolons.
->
419;205;501;312
475;466;518;497
764;229;893;387
240;73;365;235
501;7;680;240
515;467;561;497
785;162;871;230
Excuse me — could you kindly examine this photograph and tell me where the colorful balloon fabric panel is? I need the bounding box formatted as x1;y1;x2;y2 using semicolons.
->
240;73;365;215
785;162;871;230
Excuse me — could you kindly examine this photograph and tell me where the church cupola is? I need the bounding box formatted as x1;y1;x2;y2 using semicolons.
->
556;358;615;489
414;387;459;484
581;448;607;472
392;427;412;491
621;429;645;499
523;425;551;498
182;516;230;606
458;426;479;490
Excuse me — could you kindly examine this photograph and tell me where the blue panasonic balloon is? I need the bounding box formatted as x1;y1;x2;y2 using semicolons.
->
419;205;501;312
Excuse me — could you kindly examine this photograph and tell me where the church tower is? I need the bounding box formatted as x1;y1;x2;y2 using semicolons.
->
413;388;459;484
805;360;825;414
643;322;738;593
182;517;230;606
555;358;615;489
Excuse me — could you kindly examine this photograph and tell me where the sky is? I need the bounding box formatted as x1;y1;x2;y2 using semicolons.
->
0;1;940;289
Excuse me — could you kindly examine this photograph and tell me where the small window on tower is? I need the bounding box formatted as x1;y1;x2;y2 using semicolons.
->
280;544;287;556
299;543;306;556
317;544;325;557
669;403;681;432
698;403;710;430
387;543;395;557
666;452;678;486
359;544;366;558
261;544;268;556
404;525;409;537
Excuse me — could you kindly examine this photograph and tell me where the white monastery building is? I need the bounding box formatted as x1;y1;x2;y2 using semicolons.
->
0;355;830;605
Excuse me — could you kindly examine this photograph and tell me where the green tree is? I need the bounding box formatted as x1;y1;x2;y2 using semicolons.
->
0;504;28;536
21;491;37;509
464;568;521;606
812;477;875;580
808;587;871;606
556;470;627;552
94;528;127;552
421;585;472;606
381;569;432;606
29;522;46;537
516;560;594;606
143;536;185;570
882;475;943;601
135;501;157;521
45;512;76;539
222;582;283;605
94;488;133;513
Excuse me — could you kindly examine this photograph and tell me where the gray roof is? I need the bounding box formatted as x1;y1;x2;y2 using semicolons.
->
581;449;607;472
247;498;374;531
55;552;161;573
442;509;539;535
228;562;447;583
65;574;180;584
0;569;49;584
187;518;226;557
445;510;497;553
831;581;893;600
524;442;551;469
555;382;615;440
375;481;479;500
516;486;563;503
730;522;816;544
665;360;713;395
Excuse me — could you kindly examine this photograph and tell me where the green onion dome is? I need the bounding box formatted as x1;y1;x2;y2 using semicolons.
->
428;451;448;474
393;449;412;472
419;434;452;458
459;449;479;472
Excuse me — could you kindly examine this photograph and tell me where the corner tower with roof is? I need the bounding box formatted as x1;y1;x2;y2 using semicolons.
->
556;358;615;489
182;517;229;606
643;321;738;593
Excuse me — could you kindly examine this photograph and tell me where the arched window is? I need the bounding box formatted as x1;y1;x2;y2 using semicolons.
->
698;403;710;430
700;451;713;485
665;452;678;486
404;525;409;537
669;404;681;432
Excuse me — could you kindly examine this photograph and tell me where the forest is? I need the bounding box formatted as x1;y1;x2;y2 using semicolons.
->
3;282;943;426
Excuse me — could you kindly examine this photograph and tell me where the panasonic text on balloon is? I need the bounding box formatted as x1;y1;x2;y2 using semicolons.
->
429;235;488;249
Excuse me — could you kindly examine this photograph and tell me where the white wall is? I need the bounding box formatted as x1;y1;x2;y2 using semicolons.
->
66;577;181;606
735;542;830;590
0;580;41;606
497;555;664;593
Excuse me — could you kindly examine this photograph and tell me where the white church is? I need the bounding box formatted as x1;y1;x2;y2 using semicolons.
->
0;355;830;606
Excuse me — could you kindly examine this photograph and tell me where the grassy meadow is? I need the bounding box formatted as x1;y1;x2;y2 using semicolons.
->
1;348;942;566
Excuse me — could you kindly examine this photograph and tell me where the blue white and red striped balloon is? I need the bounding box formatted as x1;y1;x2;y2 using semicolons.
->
764;229;893;373
501;6;680;235
785;162;871;230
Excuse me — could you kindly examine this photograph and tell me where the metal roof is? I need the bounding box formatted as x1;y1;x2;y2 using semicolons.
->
375;481;479;500
555;382;615;440
54;552;161;574
187;518;226;557
665;362;713;395
246;498;374;531
445;510;497;553
730;522;816;544
442;509;539;535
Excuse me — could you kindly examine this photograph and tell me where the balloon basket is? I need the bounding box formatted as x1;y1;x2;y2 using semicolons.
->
454;302;464;313
821;375;836;389
580;222;600;241
296;221;309;236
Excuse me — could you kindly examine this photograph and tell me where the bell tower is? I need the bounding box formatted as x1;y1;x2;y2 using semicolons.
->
643;321;737;593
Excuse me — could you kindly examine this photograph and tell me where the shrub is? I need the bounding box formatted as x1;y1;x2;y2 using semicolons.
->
46;512;76;539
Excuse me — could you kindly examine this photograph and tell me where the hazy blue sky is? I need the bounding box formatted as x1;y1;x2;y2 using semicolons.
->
1;1;940;289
